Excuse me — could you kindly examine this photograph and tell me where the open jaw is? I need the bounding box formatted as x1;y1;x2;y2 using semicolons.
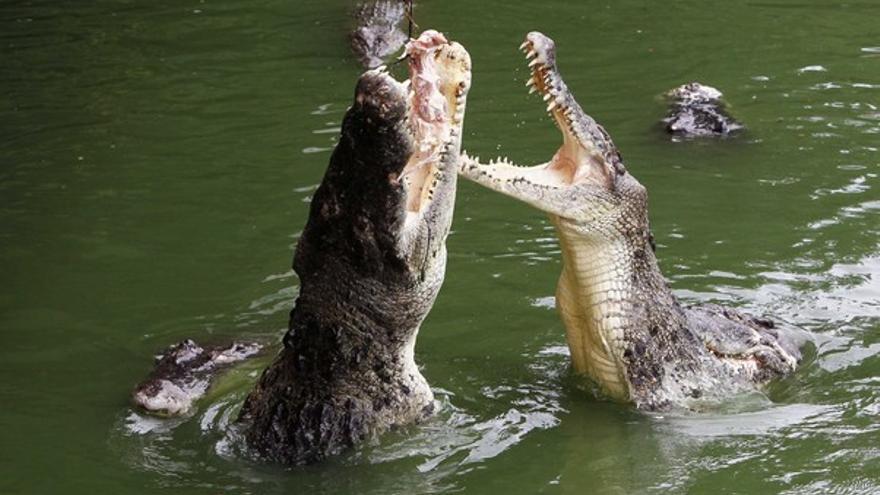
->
395;30;471;214
461;31;623;194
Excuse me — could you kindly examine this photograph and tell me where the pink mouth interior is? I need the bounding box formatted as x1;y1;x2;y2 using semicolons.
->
400;30;453;189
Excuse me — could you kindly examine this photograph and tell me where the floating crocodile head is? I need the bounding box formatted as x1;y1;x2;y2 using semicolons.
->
460;32;798;410
132;340;262;416
663;81;743;138
350;1;408;68
241;31;472;464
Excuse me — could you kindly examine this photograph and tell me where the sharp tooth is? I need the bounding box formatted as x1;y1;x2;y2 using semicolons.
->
547;101;558;112
526;49;537;59
525;77;535;87
528;59;540;68
519;41;529;51
528;86;537;94
543;93;552;102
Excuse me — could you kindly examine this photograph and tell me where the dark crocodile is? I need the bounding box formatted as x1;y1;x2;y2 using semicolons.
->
238;30;471;464
663;82;743;138
132;339;262;416
350;1;408;68
458;32;800;410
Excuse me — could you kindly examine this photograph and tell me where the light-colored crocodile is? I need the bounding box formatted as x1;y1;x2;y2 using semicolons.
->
459;32;799;410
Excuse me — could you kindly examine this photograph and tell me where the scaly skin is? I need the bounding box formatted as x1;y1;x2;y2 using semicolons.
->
239;31;471;464
132;340;262;416
350;1;408;69
459;32;799;410
663;82;743;138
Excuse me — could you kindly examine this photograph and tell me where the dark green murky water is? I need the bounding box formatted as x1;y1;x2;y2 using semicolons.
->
2;1;878;493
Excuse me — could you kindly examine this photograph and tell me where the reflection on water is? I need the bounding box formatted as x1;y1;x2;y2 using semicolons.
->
303;103;344;154
656;403;836;438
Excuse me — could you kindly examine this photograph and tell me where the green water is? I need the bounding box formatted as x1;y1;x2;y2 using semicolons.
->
2;0;878;493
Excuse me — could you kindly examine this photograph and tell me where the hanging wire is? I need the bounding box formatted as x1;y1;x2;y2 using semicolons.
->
390;0;416;66
406;0;415;38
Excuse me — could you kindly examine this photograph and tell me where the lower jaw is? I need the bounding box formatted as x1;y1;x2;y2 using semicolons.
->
402;132;455;213
404;162;436;213
400;83;468;210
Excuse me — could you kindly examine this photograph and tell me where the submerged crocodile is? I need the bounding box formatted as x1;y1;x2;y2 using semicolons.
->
459;32;799;410
132;339;262;416
238;30;471;464
350;1;408;68
663;82;743;138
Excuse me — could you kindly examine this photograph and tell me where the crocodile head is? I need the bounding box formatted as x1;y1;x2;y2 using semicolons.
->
132;340;262;416
459;31;650;246
350;1;408;68
663;82;743;138
294;29;471;308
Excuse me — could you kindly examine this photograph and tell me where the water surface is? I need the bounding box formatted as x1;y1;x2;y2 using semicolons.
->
1;0;878;493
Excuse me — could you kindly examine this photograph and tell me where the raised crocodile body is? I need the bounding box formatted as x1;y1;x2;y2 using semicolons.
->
132;339;262;416
459;32;799;410
350;1;408;68
663;82;743;138
238;31;471;464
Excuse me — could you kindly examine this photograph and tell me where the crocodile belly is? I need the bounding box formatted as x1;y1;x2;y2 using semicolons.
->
556;267;629;401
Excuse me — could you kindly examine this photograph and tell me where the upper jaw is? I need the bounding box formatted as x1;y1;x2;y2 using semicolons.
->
521;33;582;153
520;32;622;187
